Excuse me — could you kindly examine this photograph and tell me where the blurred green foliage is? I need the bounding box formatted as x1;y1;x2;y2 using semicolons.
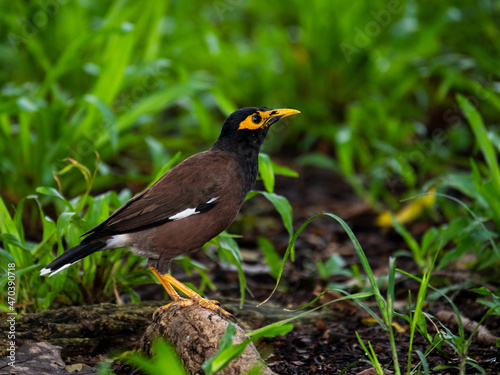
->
2;0;499;201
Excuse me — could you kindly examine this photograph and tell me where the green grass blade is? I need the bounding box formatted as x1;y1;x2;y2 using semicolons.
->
457;94;500;193
259;213;386;321
415;350;430;375
260;191;294;239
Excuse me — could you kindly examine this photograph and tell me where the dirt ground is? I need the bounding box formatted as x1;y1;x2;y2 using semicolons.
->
5;163;500;374
233;164;500;374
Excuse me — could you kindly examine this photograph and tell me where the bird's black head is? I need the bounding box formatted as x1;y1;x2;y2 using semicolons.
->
213;107;300;154
211;106;300;193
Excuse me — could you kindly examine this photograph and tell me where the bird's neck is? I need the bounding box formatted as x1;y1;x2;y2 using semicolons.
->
211;135;262;193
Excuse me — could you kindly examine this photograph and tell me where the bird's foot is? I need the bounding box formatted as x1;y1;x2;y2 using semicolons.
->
194;297;233;319
154;297;233;319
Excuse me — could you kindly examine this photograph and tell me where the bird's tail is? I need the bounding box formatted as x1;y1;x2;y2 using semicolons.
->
40;241;106;277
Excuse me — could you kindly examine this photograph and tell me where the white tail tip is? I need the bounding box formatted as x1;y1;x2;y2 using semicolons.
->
40;268;51;276
39;262;76;277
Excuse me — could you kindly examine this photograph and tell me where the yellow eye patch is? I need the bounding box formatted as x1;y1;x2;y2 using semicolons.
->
238;111;270;130
238;108;300;130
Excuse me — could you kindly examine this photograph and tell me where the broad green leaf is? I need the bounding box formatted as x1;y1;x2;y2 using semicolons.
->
271;160;299;178
217;235;246;307
123;339;188;375
421;227;439;253
152;340;189;375
203;322;294;374
258;153;274;193
56;212;80;248
0;197;19;247
204;341;250;374
470;287;492;296
415;350;430;375
247;323;294;341
36;187;74;211
257;237;281;278
261;191;293;238
0;234;29;251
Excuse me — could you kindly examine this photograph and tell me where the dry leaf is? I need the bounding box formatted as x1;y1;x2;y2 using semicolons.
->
66;363;84;372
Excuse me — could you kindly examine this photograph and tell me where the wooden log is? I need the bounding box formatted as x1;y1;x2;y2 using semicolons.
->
1;300;330;372
1;300;330;359
139;304;275;375
0;301;164;358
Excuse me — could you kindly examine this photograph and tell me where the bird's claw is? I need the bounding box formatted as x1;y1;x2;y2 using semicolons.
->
153;297;233;320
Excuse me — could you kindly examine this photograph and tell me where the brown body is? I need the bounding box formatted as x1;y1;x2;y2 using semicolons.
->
112;150;247;272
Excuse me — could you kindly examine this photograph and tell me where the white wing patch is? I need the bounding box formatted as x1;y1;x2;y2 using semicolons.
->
168;207;198;221
168;197;218;221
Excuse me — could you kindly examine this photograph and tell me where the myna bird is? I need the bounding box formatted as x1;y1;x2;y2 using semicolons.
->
40;107;300;317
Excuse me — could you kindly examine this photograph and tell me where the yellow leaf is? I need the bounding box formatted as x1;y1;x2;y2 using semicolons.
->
376;188;436;230
361;317;379;326
391;321;407;333
65;363;83;372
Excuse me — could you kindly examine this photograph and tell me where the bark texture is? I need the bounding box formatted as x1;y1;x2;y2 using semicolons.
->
139;304;275;375
1;301;329;373
0;301;164;358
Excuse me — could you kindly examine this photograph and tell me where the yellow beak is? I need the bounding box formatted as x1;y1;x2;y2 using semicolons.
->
264;108;301;126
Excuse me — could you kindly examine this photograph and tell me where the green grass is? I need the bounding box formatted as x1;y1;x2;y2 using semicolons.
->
2;1;500;204
261;212;495;374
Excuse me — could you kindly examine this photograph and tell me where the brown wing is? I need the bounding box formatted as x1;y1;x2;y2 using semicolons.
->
82;151;237;240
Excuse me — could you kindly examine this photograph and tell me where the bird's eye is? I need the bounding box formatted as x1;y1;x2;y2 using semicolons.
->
252;114;262;124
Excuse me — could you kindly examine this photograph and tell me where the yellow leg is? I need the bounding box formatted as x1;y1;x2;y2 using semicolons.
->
150;267;181;300
150;267;231;318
